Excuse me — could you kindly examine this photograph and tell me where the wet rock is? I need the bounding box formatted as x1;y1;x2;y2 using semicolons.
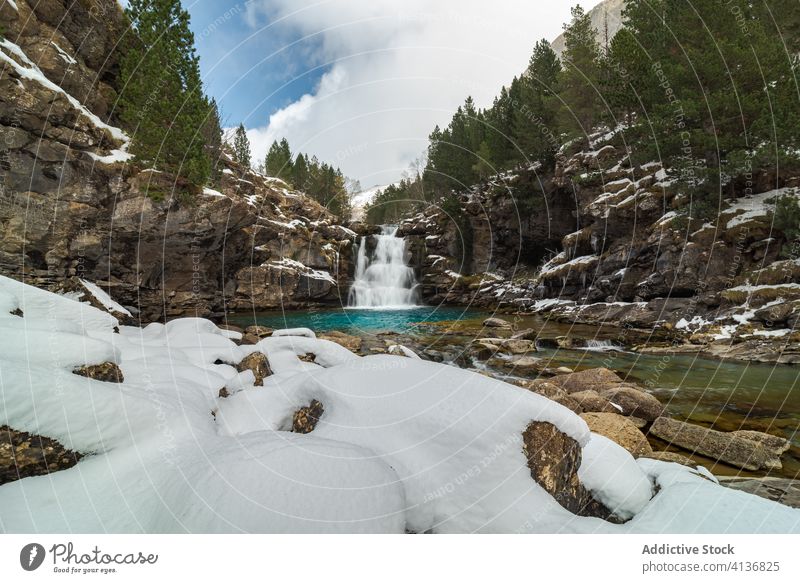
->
245;325;274;339
483;317;512;328
1;425;82;486
72;362;123;383
236;352;272;386
320;331;362;353
511;328;537;340
569;390;618;413
600;386;665;422
291;400;324;434
580;412;653;458
551;368;625;394
489;355;545;373
718;477;800;508
649;417;788;471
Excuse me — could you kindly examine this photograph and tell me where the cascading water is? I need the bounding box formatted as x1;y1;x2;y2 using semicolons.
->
347;225;419;308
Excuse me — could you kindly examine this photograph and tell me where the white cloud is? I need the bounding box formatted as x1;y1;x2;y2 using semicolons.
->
243;0;601;185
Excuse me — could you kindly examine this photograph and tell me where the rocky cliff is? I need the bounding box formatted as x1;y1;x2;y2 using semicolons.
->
1;0;359;322
400;128;800;362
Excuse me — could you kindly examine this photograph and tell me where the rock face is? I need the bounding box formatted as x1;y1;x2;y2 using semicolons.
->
397;122;800;361
0;1;358;323
1;425;82;486
649;417;790;471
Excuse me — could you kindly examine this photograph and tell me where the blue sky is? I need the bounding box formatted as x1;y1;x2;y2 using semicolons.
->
123;1;601;185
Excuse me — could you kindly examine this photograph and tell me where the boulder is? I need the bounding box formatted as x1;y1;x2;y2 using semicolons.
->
483;317;512;328
245;325;274;338
522;421;621;522
319;331;362;353
72;362;123;383
489;355;545;373
1;425;82;486
291;400;324;434
514;380;583;414
236;352;272;386
580;412;653;458
600;386;666;421
718;477;800;509
511;328;537;340
570;389;618;413
648;417;788;471
551;368;625;394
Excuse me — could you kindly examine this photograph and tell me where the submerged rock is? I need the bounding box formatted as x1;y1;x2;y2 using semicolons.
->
649;417;789;471
483;317;512;328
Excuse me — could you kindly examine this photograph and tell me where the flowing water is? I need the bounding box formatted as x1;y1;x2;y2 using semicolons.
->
347;225;418;308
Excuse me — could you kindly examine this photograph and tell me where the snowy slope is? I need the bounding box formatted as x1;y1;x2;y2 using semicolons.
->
0;277;798;533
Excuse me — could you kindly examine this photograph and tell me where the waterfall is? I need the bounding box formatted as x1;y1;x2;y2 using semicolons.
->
347;225;418;308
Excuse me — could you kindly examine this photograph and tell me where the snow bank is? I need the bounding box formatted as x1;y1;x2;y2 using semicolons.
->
1;277;798;533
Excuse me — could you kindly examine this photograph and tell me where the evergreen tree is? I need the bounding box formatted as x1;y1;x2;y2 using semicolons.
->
202;97;224;178
514;40;562;164
558;5;603;142
232;123;251;168
265;138;294;181
292;153;309;190
472;141;494;181
120;0;210;186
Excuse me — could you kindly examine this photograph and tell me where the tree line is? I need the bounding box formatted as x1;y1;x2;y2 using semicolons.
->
368;1;800;223
118;0;355;219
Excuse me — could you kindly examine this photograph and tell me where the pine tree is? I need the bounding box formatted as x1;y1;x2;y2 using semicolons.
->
472;141;494;181
202;97;223;178
513;40;562;165
292;153;309;190
232;123;251;168
558;5;603;143
119;0;211;187
265;138;294;181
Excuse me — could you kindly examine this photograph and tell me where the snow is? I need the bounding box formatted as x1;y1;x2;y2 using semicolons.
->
1;277;799;533
268;258;336;284
77;278;132;317
722;188;796;229
271;327;317;339
202;187;225;198
50;41;77;65
0;39;127;144
578;435;653;520
539;254;599;278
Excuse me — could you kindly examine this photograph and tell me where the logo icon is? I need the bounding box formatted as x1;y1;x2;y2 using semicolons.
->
20;543;46;571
